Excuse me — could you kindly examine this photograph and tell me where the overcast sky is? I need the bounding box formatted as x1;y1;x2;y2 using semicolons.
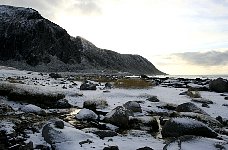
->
1;0;228;75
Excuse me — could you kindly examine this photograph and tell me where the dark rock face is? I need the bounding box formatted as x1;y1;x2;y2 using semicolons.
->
0;5;81;66
209;78;228;93
0;5;165;75
161;117;218;138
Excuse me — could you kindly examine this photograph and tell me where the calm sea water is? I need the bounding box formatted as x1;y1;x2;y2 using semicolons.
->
152;75;228;80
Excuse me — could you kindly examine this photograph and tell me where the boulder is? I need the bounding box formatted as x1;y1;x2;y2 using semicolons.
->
80;82;96;90
179;112;222;129
104;106;130;128
191;98;213;104
54;120;64;129
163;135;228;150
209;78;228;93
42;121;97;147
123;101;142;113
75;108;98;120
175;102;208;115
161;117;218;138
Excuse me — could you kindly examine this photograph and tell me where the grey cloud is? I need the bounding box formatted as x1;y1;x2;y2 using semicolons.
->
174;50;228;66
71;0;102;15
0;0;102;20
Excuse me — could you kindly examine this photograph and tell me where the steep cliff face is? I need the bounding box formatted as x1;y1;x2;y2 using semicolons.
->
0;5;165;75
0;5;81;66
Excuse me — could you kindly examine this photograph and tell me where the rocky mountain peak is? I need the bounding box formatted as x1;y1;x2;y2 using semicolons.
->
0;5;165;75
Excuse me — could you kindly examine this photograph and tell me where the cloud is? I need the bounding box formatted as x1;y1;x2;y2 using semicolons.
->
70;0;102;15
0;0;102;20
174;50;228;66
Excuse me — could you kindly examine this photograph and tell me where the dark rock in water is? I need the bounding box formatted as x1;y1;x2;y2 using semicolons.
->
161;117;218;138
80;82;96;90
136;146;154;150
225;96;228;100
146;96;159;102
92;130;117;139
0;5;165;75
175;102;208;115
209;78;228;93
103;146;119;150
163;135;228;150
104;106;130;128
123;101;142;113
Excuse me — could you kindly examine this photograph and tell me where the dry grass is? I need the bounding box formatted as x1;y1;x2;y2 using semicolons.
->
114;78;154;89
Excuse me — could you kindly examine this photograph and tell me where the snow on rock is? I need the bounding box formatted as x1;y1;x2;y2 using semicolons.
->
75;108;98;120
161;117;218;138
175;102;208;115
164;135;228;150
20;104;45;115
42;122;99;149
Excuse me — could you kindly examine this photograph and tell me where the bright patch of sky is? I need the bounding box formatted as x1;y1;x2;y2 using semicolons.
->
1;0;228;75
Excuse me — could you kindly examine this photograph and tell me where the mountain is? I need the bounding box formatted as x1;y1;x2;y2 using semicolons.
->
0;5;165;75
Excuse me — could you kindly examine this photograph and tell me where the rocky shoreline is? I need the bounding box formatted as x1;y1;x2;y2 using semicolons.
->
0;69;228;150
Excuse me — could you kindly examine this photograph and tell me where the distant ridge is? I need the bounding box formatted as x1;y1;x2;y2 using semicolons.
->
0;5;165;75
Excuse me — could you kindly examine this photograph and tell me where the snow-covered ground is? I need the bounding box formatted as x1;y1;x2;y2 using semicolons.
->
0;67;228;150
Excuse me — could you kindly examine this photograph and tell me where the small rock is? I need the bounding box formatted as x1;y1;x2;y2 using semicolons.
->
92;130;117;139
49;73;62;79
123;101;142;113
104;82;112;89
80;81;96;90
55;120;64;129
103;146;119;150
56;99;71;108
146;96;159;102
136;146;154;150
175;102;208;115
202;103;209;108
225;96;228;100
75;108;98;120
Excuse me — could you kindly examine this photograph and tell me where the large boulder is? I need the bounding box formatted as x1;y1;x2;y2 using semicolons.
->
161;117;218;138
123;101;142;113
175;102;208;115
42;121;97;148
163;135;228;150
209;78;228;93
104;106;130;128
83;99;108;111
